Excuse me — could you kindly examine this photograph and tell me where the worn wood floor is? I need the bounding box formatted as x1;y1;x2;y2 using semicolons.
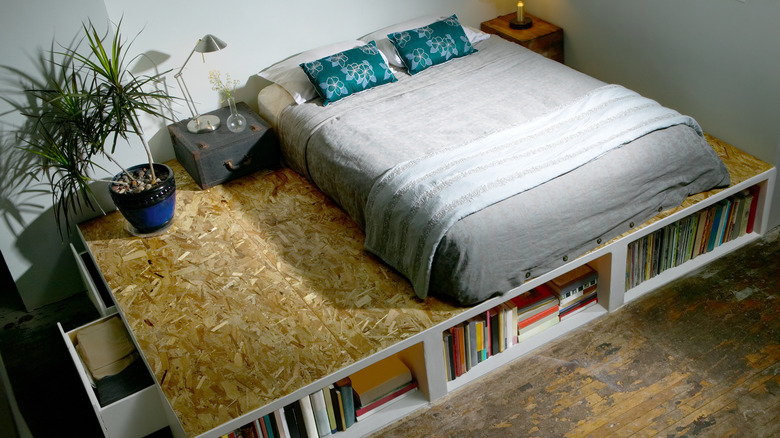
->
376;226;780;438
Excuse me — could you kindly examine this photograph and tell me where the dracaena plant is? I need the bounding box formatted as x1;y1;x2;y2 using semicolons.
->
19;19;175;235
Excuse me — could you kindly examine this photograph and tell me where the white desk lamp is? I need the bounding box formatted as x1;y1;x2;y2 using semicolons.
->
174;34;227;134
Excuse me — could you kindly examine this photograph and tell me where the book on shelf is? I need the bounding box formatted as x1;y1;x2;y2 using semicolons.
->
738;189;753;237
723;194;741;243
257;417;268;438
692;208;710;259
322;386;338;434
729;190;748;241
460;322;471;372
559;287;598;320
298;394;319;438
511;284;559;330
497;304;505;353
746;185;760;234
488;308;501;357
450;326;462;377
334;378;355;429
349;354;413;410
442;330;455;381
511;285;558;317
236;422;260;438
458;324;467;373
309;390;332;437
331;386;346;432
355;380;419;421
547;264;598;307
467;318;479;369
517;302;559;329
283;401;304;438
475;318;486;363
517;312;559;342
502;301;518;349
706;199;728;252
717;199;732;247
484;308;492;358
274;408;290;438
264;413;279;438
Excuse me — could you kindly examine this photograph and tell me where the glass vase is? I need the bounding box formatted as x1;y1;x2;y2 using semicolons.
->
226;97;246;133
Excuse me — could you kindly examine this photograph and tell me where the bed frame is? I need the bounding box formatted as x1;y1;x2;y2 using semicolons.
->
64;134;774;437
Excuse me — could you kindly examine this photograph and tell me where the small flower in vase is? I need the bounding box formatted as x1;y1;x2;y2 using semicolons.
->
209;70;245;132
209;69;239;102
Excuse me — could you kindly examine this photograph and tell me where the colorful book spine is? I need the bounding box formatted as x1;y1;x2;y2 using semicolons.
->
323;386;337;434
283;402;302;438
309;390;331;437
336;379;355;428
274;408;290;438
264;414;277;438
355;381;418;420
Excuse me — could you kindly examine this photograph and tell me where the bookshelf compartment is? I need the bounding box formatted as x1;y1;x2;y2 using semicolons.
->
626;184;762;292
221;345;430;438
442;258;609;390
58;315;170;438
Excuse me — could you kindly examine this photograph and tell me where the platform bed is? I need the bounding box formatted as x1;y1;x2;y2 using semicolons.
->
65;14;775;438
69;132;774;438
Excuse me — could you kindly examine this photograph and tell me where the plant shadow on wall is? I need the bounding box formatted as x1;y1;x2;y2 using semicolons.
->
0;38;74;240
0;19;178;246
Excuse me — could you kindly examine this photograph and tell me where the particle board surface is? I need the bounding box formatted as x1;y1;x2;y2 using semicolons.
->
79;161;462;437
78;134;771;436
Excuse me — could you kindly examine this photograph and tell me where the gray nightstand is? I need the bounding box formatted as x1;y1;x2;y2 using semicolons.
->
168;102;279;189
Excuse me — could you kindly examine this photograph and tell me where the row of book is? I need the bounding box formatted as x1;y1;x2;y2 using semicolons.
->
443;265;599;381
626;185;760;290
221;355;417;438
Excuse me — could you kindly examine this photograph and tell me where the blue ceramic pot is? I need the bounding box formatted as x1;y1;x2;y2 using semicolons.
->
110;163;176;234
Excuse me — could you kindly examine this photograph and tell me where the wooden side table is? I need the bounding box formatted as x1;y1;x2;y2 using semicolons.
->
480;13;564;63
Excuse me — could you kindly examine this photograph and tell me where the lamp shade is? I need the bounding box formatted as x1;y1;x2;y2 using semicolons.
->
195;34;227;53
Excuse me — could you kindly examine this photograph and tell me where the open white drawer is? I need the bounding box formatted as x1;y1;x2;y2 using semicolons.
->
58;315;170;438
70;241;116;317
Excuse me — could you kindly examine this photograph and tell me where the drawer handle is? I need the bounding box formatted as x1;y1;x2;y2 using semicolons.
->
224;155;252;172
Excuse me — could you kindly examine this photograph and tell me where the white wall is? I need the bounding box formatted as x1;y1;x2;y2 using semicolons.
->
0;0;508;310
102;0;507;149
0;0;111;310
529;0;780;229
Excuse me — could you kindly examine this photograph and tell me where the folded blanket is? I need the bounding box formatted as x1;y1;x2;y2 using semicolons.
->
365;84;702;299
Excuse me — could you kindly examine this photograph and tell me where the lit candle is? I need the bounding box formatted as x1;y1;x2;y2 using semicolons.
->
518;1;525;23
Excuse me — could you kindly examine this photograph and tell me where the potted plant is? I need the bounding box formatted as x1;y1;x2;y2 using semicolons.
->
19;20;177;236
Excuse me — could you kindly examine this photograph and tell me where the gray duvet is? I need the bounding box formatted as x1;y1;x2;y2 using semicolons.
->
277;36;730;306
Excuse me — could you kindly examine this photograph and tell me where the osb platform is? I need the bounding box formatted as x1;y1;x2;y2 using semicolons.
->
78;134;772;437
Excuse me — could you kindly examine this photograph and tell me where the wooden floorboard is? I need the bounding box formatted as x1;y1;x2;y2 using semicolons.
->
375;226;780;438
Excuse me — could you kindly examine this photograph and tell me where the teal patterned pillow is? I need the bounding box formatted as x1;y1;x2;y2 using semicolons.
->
299;41;397;105
387;15;476;74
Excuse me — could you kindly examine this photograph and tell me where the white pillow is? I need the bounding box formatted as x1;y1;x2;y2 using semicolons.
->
358;15;490;68
258;40;366;104
463;25;491;44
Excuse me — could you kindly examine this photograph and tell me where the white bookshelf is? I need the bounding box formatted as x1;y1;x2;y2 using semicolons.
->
63;165;775;437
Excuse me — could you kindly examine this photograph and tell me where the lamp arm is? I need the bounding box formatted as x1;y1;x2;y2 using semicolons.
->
174;40;203;120
175;41;200;78
175;74;199;120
